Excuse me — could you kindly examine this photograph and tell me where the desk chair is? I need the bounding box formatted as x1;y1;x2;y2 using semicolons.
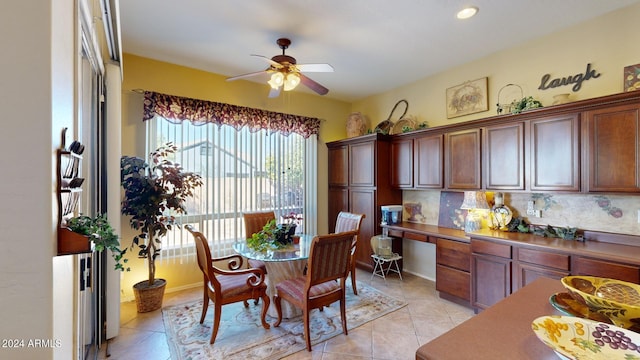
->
370;235;403;283
185;225;270;344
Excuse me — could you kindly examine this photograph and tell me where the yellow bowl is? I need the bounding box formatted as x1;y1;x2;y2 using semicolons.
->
561;276;640;330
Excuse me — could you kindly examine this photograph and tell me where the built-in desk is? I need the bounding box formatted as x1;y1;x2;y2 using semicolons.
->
416;277;564;360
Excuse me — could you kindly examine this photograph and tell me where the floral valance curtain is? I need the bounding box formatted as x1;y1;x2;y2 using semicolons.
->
142;91;321;138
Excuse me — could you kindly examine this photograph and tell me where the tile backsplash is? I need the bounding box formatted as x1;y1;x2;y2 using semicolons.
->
402;190;640;236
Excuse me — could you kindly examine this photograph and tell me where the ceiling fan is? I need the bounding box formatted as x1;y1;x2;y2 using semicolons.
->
226;38;334;98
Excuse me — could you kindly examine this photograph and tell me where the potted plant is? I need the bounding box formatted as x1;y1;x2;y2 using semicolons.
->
120;142;202;312
246;219;297;252
65;214;129;271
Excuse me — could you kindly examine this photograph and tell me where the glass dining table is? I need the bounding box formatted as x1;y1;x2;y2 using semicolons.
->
233;234;313;318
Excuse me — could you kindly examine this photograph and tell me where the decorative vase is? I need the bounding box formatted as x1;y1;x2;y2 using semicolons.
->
133;278;167;313
346;112;367;138
552;93;571;105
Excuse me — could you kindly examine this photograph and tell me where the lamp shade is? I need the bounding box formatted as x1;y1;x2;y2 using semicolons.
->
268;72;284;89
460;191;490;210
283;72;301;91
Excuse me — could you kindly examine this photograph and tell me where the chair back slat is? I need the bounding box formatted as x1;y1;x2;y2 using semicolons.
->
307;231;357;286
243;211;276;239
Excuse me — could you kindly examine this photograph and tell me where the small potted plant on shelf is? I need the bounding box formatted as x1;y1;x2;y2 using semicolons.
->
120;142;202;312
65;214;129;271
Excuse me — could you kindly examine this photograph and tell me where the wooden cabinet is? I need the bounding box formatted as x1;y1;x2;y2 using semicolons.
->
436;238;471;305
471;239;512;310
484;123;525;190
327;134;402;271
445;128;481;189
529;114;581;191
513;247;569;290
572;256;640;283
583;103;640;192
390;138;413;188
415;134;444;188
391;133;444;189
328;145;348;186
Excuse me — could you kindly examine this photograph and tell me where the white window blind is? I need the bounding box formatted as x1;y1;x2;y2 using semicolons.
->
146;116;317;263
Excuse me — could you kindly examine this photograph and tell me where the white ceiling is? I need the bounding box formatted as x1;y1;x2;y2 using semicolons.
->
119;0;639;102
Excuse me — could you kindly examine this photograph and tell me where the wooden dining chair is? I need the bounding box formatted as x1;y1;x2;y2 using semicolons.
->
335;211;365;295
273;230;358;351
243;211;276;273
185;225;270;344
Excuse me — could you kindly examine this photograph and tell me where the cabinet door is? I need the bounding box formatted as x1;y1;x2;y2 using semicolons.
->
350;188;376;271
391;139;413;188
471;254;511;310
328;145;348;186
530;114;580;191
415;134;444;188
584;104;640;192
349;141;376;187
445;129;481;189
328;187;349;231
514;263;568;290
484;123;524;190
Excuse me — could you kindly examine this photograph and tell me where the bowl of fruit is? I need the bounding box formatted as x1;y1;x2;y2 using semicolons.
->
561;276;640;330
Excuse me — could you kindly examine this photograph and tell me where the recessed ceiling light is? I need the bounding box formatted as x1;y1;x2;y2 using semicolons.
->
457;6;478;19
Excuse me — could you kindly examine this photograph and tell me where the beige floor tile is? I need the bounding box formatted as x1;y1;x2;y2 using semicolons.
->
107;268;473;360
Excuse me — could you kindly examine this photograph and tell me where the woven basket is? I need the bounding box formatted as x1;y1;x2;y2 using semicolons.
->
133;279;167;313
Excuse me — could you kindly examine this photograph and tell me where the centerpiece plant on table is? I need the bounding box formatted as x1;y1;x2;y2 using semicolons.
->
247;219;297;252
120;142;203;312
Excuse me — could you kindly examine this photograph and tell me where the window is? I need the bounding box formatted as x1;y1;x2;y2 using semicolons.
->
146;116;317;261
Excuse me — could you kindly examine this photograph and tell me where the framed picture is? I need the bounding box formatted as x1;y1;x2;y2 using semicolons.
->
446;77;488;118
624;63;640;92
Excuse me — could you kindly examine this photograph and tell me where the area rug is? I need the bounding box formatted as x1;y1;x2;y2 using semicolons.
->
162;281;406;360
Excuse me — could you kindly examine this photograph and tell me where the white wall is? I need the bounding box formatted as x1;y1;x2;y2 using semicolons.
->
0;1;77;359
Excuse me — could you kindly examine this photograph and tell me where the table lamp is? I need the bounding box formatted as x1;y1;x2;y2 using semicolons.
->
460;191;490;233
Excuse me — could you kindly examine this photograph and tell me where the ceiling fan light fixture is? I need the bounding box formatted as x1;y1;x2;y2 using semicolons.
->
283;73;301;91
457;6;478;19
268;72;284;89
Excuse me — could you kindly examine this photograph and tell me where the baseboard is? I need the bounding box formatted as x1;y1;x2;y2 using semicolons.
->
120;282;201;303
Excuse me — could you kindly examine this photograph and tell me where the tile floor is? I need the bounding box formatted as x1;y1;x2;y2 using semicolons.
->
100;269;474;360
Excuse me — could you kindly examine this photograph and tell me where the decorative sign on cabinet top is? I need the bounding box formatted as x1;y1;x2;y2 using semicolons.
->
538;63;601;92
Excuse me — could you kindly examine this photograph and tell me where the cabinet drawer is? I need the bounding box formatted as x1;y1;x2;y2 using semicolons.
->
572;257;640;284
404;231;428;242
387;229;403;238
517;248;569;271
471;239;511;258
436;238;470;272
436;264;470;301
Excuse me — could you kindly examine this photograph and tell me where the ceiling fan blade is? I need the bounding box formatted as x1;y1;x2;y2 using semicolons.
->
268;86;282;98
226;70;268;82
299;73;329;95
295;63;334;73
251;54;283;68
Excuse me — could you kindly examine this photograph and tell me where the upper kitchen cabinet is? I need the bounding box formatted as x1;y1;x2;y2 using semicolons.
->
445;128;481;190
390;138;413;188
391;133;444;189
529;114;581;192
415;134;444;189
484;123;525;190
583;103;640;193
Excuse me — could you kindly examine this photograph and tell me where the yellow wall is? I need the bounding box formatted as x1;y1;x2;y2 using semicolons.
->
120;3;640;296
353;3;640;128
120;54;351;298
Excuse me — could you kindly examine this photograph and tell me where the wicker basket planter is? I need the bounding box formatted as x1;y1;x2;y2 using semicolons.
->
133;279;167;313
